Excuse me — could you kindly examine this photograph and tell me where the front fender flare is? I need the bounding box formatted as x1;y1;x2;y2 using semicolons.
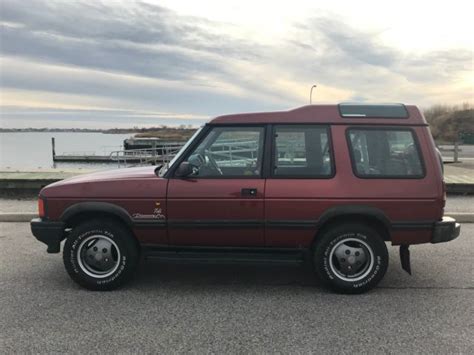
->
60;202;134;227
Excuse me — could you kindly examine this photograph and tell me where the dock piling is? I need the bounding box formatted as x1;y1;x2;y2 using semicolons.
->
51;137;56;159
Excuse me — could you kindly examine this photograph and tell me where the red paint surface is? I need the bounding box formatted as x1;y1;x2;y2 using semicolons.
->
40;105;444;247
211;105;426;126
167;179;265;246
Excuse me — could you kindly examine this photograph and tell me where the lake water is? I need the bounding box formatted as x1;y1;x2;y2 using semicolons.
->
0;132;132;170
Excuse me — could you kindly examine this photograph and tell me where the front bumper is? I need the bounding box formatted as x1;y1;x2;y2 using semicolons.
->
431;216;461;244
31;218;65;253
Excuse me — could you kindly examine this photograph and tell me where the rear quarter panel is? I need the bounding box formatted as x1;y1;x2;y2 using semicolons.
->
265;125;443;247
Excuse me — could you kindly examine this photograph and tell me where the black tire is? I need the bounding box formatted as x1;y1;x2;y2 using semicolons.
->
313;223;388;294
63;219;139;291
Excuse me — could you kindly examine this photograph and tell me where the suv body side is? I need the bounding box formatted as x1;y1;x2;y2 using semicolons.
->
36;104;447;249
31;103;460;292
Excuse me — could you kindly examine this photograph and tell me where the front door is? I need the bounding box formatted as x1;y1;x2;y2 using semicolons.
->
265;124;335;247
167;125;266;246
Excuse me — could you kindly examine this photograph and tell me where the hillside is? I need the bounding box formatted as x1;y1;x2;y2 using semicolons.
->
133;127;196;140
424;104;474;142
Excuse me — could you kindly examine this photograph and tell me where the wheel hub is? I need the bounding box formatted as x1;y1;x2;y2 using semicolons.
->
333;243;367;276
77;235;121;278
328;237;374;282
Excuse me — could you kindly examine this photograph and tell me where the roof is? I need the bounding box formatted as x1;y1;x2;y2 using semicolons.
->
209;104;427;126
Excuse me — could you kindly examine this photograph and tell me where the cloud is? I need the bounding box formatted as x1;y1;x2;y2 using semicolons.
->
0;104;208;128
0;0;472;128
306;17;400;67
0;0;259;78
281;16;472;103
0;20;222;82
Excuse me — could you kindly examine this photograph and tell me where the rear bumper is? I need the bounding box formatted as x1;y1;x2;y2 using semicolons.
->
431;217;461;244
30;218;65;253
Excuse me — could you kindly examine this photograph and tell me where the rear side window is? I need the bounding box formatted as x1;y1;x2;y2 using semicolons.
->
347;128;424;178
273;125;333;177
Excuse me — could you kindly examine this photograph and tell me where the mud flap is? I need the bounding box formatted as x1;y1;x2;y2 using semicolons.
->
399;245;411;275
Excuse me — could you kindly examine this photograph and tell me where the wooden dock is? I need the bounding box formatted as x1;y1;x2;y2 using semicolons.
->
53;155;144;163
51;137;183;164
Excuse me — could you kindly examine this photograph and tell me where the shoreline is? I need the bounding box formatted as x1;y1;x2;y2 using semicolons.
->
0;127;197;134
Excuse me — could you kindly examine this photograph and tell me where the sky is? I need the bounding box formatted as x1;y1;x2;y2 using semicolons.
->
0;0;473;128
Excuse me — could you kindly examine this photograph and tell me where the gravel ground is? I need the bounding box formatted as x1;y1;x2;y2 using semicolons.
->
445;195;474;212
0;222;473;353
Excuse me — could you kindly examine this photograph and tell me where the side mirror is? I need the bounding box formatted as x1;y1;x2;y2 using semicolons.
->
175;162;195;178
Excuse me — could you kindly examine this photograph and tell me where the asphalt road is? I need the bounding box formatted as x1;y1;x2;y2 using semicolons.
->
0;223;473;353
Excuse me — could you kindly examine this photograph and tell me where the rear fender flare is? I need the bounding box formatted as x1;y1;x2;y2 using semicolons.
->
316;205;391;236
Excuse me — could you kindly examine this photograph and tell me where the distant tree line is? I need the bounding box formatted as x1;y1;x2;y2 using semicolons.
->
0;128;103;133
0;125;197;136
423;103;473;143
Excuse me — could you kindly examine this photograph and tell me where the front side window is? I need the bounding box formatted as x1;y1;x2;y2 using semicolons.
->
347;128;424;178
182;126;264;177
161;127;203;176
273;125;333;177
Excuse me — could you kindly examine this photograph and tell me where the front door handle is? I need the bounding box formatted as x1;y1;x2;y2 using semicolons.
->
241;188;257;197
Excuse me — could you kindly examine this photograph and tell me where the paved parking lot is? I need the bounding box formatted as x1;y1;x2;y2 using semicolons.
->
0;223;473;353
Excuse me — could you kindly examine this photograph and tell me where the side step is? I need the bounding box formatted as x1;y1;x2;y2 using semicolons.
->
143;246;307;265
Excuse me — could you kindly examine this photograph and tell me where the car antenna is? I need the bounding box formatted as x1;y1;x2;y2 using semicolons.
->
310;84;317;104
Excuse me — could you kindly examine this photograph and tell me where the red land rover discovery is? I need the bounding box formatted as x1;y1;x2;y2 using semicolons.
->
31;103;460;293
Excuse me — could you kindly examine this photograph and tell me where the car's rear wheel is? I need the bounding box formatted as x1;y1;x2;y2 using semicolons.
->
63;219;139;291
313;223;388;294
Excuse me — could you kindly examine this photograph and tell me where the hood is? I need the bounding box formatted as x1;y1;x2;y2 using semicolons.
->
53;166;159;185
41;166;164;198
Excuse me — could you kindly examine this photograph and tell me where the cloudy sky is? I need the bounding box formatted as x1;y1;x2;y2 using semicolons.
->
0;0;472;128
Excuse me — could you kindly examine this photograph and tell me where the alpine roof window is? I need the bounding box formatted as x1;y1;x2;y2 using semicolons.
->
339;103;409;118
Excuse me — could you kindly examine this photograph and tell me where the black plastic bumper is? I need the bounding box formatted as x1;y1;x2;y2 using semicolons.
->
431;217;461;244
30;218;65;253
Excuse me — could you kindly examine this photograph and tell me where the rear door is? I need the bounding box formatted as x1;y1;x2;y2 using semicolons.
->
167;125;266;246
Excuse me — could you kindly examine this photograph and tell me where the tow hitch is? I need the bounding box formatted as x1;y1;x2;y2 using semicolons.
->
399;245;411;275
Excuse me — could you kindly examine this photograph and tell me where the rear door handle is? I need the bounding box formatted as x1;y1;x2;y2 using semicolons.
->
241;188;257;197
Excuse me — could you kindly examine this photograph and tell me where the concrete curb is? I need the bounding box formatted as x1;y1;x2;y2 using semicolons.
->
0;213;37;222
445;212;474;223
1;212;473;223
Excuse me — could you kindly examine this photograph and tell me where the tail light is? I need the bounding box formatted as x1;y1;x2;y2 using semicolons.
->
38;198;45;218
440;181;446;218
436;148;444;176
437;148;446;214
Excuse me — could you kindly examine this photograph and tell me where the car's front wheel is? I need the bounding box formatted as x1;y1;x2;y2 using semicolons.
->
63;219;139;291
313;223;388;294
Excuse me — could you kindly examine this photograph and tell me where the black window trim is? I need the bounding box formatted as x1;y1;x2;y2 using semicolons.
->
165;124;211;178
345;126;426;180
269;124;336;179
168;123;268;180
338;103;410;119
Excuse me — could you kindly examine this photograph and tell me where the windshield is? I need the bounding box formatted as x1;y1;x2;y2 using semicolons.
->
159;126;203;176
